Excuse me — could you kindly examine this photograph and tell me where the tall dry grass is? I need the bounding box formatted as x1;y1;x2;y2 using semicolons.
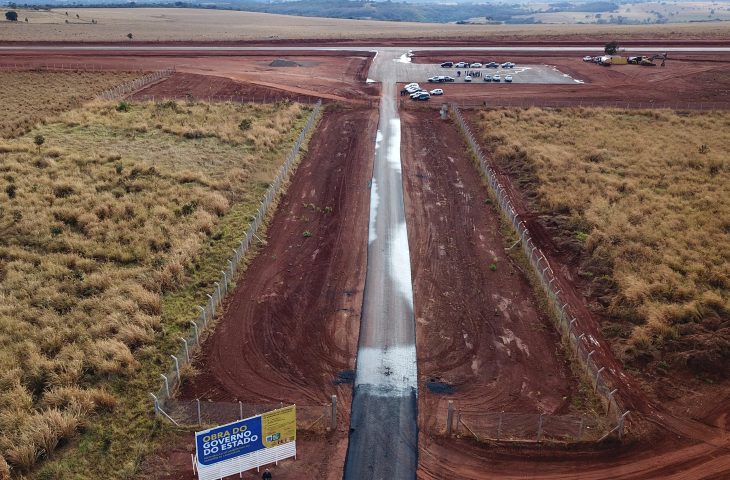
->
0;98;309;476
475;107;730;372
0;71;138;138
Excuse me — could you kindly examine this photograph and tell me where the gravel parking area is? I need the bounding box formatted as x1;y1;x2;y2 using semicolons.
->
394;59;581;84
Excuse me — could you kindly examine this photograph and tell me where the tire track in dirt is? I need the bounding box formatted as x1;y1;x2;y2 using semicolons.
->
406;110;730;479
399;110;584;477
173;105;377;479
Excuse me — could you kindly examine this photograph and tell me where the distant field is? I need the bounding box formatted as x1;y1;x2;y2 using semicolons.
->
515;0;730;24
476;107;730;373
1;8;730;42
0;71;139;138
0;96;310;477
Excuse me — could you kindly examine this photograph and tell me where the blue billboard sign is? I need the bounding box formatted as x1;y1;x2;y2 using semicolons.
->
195;416;263;466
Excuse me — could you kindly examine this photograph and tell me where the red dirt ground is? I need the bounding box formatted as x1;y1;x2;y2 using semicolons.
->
400;110;582;434
401;108;730;479
159;105;377;480
412;52;730;108
129;72;325;104
0;52;378;104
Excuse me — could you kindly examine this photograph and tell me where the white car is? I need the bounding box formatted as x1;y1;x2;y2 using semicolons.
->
454;62;469;68
583;55;593;62
430;88;444;95
428;76;441;83
504;75;513;82
410;90;428;99
492;74;501;82
464;75;472;82
405;83;420;90
501;62;515;68
470;62;483;68
405;85;421;93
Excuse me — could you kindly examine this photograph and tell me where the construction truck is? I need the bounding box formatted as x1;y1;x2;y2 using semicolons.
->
627;53;667;67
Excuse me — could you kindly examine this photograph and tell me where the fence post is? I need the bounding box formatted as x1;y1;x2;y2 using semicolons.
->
446;400;454;435
180;337;190;362
198;305;207;327
618;411;630;440
239;401;243;420
150;393;160;416
197;398;202;425
578;416;585;441
594;367;606;392
171;355;181;384
607;389;618;415
331;395;338;431
536;414;544;443
189;320;200;345
497;412;503;440
160;374;170;397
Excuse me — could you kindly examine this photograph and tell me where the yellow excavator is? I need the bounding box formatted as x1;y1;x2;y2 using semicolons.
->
628;53;667;67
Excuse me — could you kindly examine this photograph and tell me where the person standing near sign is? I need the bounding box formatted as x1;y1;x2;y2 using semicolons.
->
262;468;272;479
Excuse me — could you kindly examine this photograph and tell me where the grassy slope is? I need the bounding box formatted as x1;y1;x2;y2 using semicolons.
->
0;99;310;478
475;107;730;374
0;72;139;138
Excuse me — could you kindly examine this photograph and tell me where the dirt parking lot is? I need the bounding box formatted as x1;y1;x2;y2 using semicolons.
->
412;51;730;108
395;62;580;84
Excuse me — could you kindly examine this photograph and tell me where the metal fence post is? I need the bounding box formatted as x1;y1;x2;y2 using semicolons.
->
189;320;200;345
180;337;190;362
150;393;160;416
497;412;503;440
537;414;544;443
331;395;338;431
171;355;181;384
160;374;170;397
446;400;454;435
239;401;243;420
618;411;630;440
197;398;202;425
578;416;585;441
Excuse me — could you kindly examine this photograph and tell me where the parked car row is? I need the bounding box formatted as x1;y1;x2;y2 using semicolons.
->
441;61;516;69
427;75;456;83
400;83;444;101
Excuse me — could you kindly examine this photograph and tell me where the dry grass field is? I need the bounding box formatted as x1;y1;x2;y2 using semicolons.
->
0;98;310;477
0;71;139;138
2;7;730;42
476;108;730;373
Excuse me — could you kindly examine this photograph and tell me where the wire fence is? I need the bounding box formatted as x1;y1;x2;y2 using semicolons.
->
452;105;630;440
454;410;612;444
407;98;730;111
160;399;336;433
97;68;175;101
0;62;151;72
131;93;325;105
150;100;323;423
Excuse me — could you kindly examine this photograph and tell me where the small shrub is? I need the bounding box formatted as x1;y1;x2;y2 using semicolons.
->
5;184;17;199
576;231;589;242
489;263;497;271
238;118;252;131
53;184;75;198
115;162;123;175
698;144;709;154
302;230;312;238
34;134;45;153
179;201;197;216
116;101;130;112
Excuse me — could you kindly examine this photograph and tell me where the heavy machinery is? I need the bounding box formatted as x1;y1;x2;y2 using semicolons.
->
627;53;667;67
